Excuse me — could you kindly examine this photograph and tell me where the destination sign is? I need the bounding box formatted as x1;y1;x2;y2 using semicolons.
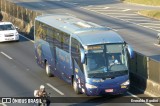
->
87;45;104;50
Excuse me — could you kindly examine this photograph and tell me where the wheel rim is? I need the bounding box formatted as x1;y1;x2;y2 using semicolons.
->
73;80;77;91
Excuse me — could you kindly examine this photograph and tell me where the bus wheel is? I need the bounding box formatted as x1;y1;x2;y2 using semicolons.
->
73;78;80;94
45;61;53;77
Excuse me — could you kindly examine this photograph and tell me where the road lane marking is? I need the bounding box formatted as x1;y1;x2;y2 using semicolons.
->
96;10;124;12
46;83;64;95
1;52;12;60
154;43;160;47
127;92;154;106
72;3;78;5
139;23;160;26
104;13;138;15
122;9;130;12
117;16;149;19
0;103;7;106
83;7;160;33
20;34;34;43
103;7;110;9
147;26;160;29
126;19;157;22
87;7;105;10
39;3;45;6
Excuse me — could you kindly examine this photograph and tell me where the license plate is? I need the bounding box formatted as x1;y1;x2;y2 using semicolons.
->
5;38;14;41
105;89;113;92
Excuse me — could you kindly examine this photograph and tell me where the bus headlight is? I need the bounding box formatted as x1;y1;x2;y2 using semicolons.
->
121;80;130;86
86;83;97;89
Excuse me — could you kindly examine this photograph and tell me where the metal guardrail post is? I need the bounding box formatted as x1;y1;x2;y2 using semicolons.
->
157;33;160;45
147;57;150;79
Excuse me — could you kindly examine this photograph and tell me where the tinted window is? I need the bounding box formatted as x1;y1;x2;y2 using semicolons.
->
35;20;70;53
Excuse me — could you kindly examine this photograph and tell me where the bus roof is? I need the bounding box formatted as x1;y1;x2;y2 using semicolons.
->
36;14;124;45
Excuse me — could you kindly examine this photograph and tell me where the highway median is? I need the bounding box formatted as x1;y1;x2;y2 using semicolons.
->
122;0;160;20
138;10;160;20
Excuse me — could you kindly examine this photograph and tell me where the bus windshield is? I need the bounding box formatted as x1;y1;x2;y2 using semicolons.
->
84;44;128;78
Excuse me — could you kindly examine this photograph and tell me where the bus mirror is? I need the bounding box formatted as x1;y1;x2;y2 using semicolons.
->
80;48;85;64
127;45;134;59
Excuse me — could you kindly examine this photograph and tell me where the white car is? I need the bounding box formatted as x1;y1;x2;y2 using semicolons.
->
0;22;19;42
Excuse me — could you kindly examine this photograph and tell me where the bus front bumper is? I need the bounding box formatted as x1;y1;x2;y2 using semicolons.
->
85;85;129;96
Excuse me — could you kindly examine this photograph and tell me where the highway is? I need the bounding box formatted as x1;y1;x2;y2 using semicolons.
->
0;0;160;106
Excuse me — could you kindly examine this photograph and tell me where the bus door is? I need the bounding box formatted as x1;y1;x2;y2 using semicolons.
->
71;38;85;92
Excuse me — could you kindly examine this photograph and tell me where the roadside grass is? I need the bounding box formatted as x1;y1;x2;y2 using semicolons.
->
122;0;160;6
122;0;160;20
138;10;160;20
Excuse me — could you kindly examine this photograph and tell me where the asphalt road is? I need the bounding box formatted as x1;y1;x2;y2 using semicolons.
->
0;36;157;106
0;0;160;106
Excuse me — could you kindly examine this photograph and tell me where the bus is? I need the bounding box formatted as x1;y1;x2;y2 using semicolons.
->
34;14;134;96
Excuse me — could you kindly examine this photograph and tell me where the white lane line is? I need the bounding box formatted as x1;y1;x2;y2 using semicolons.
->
104;13;138;15
63;1;74;5
1;52;12;60
122;9;131;12
154;43;160;47
72;3;78;5
39;3;45;6
125;19;153;21
20;34;34;43
127;92;154;106
103;7;110;9
82;7;160;32
87;7;106;10
46;83;64;96
87;5;93;7
139;23;160;25
0;103;7;106
96;10;123;12
147;26;160;29
116;16;144;18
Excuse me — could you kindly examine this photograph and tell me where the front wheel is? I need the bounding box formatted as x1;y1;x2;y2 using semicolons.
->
73;78;80;94
45;61;53;77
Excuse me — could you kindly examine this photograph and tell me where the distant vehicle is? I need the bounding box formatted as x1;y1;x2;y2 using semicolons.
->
0;22;19;42
34;14;134;96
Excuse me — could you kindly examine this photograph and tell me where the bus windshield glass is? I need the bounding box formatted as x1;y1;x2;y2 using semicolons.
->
84;44;128;78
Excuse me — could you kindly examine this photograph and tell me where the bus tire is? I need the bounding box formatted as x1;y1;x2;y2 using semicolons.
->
45;61;53;77
73;78;80;94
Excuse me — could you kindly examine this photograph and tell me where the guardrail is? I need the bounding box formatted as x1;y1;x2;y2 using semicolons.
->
129;52;160;96
0;0;160;96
